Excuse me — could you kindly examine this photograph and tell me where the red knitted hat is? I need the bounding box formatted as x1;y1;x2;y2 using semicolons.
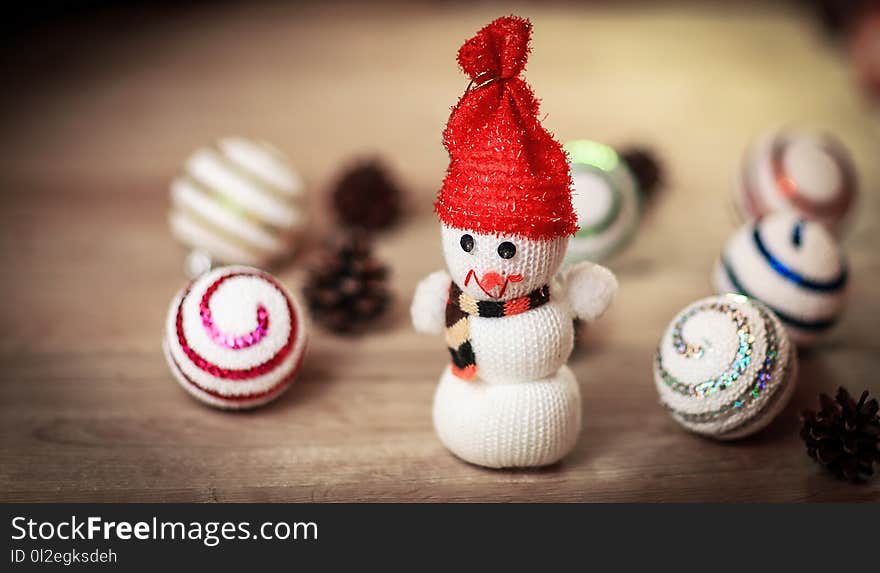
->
435;16;577;240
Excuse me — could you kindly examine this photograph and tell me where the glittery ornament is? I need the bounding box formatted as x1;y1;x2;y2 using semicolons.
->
302;234;391;334
734;129;858;235
169;137;307;268
654;294;798;439
800;387;880;482
434;16;577;241
564;140;662;262
713;211;848;346
412;16;618;469
163;266;308;409
332;159;403;231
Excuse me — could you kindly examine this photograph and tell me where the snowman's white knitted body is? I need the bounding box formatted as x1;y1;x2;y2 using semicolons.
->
413;226;616;468
432;364;581;469
418;16;618;468
469;295;574;383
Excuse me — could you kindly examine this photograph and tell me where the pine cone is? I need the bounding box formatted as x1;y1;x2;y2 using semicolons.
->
620;147;663;197
302;235;391;334
800;387;880;483
332;160;402;231
802;0;867;38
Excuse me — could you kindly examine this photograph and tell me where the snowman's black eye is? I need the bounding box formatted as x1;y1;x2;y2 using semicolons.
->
497;241;516;259
460;234;474;253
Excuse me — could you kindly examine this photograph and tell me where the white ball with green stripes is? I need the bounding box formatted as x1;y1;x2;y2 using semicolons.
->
169;137;307;271
564;140;641;263
712;211;848;346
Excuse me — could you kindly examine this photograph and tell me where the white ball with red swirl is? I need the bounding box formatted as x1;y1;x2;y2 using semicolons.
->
163;266;308;409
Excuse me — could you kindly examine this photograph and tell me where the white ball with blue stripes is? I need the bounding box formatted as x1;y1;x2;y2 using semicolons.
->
712;211;848;346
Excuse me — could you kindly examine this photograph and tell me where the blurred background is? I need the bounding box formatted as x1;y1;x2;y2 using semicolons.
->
2;0;878;353
0;0;878;501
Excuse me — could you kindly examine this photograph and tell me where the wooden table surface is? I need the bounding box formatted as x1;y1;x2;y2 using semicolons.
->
1;1;878;502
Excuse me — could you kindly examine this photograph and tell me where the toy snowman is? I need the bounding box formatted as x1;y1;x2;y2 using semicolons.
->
410;16;618;469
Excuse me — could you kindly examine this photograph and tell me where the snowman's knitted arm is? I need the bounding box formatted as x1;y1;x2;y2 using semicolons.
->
411;270;451;334
563;261;618;322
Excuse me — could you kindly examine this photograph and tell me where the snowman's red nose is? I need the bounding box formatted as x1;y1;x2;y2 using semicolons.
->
480;272;505;290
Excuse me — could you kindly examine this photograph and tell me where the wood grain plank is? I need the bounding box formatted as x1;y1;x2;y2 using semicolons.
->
0;1;878;502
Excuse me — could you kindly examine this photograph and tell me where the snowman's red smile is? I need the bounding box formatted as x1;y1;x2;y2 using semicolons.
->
464;269;523;298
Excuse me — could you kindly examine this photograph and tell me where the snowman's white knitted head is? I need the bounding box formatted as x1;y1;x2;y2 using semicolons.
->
441;224;568;301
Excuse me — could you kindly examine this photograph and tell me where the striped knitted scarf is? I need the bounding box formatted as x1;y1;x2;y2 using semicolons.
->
445;281;551;381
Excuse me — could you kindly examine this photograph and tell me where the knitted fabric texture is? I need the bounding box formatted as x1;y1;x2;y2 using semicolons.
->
433;365;581;468
164;265;308;410
440;227;568;301
445;281;550;380
653;294;797;439
412;15;620;469
713;211;847;346
434;15;577;240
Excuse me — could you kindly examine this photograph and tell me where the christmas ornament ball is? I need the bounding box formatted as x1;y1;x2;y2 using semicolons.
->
163;266;308;409
712;212;848;346
654;294;798;440
169;137;307;268
734;129;857;234
563;140;641;263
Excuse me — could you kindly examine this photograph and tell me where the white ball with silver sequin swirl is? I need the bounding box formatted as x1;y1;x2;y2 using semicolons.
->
169;137;307;270
564;140;641;263
733;129;857;235
712;211;848;346
163;266;308;410
654;294;797;440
